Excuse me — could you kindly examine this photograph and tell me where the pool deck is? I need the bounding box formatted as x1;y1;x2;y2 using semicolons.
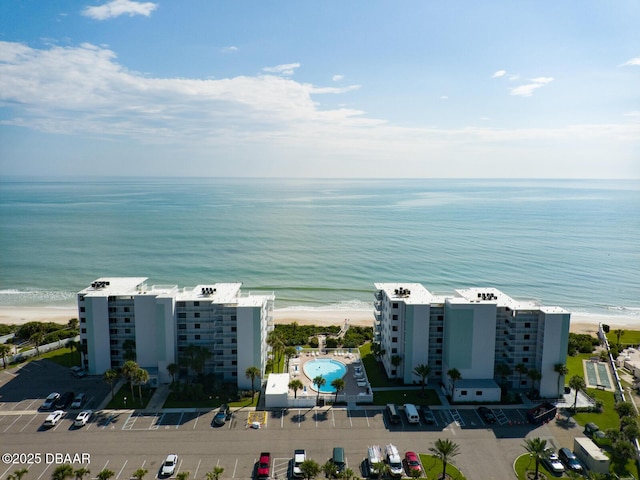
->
288;349;371;398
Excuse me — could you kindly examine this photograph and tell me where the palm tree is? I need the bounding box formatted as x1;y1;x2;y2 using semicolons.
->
299;459;321;480
313;375;326;406
331;378;345;403
68;318;79;330
554;363;569;397
67;339;79;365
614;328;625;347
515;363;528;388
527;369;542;397
96;469;115;480
390;355;402;378
103;369;119;401
370;343;385;360
176;472;190;480
568;375;586;408
371;461;388;480
340;468;355;480
131;469;147;480
205;466;224;480
245;366;261;398
0;343;11;369
267;331;285;373
10;468;28;480
30;328;45;356
121;360;139;400
284;346;297;366
412;364;431;395
167;363;179;384
447;368;462;399
74;467;91;480
289;379;304;399
522;437;548;480
132;367;150;404
429;439;461;480
52;465;74;480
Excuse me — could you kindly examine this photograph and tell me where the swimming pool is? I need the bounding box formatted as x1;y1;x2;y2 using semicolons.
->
303;359;347;393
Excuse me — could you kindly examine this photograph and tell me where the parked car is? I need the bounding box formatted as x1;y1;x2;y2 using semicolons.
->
41;392;60;410
257;452;271;479
404;451;422;476
420;405;436;424
161;454;178;477
43;410;65;427
543;449;565;475
70;366;86;377
71;393;87;409
74;410;93;427
292;449;306;478
55;391;75;409
213;404;229;426
477;406;496;424
558;448;582;473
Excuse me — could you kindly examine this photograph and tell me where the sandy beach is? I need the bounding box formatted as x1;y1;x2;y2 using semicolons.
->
0;305;637;335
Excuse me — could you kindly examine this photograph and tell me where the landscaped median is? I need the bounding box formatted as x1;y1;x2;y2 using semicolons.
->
419;453;466;480
513;454;554;480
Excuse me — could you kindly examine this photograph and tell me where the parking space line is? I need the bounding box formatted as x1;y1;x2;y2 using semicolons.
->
231;458;238;478
331;409;335;427
193;414;198;429
1;463;16;479
3;414;22;432
25;399;39;410
364;409;370;427
36;463;52;480
20;413;38;432
449;409;464;427
116;460;128;479
193;459;201;479
494;409;509;425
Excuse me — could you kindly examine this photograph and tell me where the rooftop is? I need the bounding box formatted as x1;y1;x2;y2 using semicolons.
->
374;283;445;305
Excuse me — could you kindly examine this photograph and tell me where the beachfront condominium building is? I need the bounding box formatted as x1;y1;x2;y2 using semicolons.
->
77;277;274;389
374;283;570;401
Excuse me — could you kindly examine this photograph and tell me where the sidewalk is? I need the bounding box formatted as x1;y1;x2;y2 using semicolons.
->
144;383;172;412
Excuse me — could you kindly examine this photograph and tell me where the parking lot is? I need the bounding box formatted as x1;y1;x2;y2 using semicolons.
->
0;359;578;480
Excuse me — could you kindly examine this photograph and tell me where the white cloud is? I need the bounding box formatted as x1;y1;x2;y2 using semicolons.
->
82;0;158;20
492;70;506;78
440;96;448;100
621;56;640;66
510;77;554;97
332;74;344;82
262;63;300;76
221;46;238;54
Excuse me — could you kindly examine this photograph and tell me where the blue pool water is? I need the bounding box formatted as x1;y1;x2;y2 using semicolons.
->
303;359;347;393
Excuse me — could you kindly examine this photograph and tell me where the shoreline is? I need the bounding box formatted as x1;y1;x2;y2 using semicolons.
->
0;305;638;334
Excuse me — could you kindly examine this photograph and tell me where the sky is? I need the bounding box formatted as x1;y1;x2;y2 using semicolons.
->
0;0;639;178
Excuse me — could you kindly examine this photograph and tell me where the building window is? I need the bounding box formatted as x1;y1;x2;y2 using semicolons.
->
231;349;237;354
109;318;117;324
437;315;444;321
392;337;398;343
178;313;186;319
232;372;237;376
392;326;398;332
124;318;131;323
110;329;117;334
392;314;398;320
524;334;530;340
232;361;237;366
194;324;201;329
521;380;527;385
80;317;86;323
231;338;237;344
435;360;442;365
178;324;186;330
231;326;237;332
178;335;187;341
80;307;85;313
392;302;399;309
436;349;442;354
109;307;116;313
124;307;130;313
391;370;396;375
195;335;200;340
112;361;120;368
193;301;200;307
436;338;443;343
177;301;185;307
111;350;119;356
231;315;236;321
125;328;131;334
461;391;467;396
523;357;529;363
82;339;87;345
437;326;443;332
523;346;530;351
476;391;483;396
194;312;200;318
110;340;118;345
524;322;531;328
391;348;397;354
81;328;87;334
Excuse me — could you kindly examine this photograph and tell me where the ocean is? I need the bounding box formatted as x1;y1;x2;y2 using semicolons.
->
0;178;638;320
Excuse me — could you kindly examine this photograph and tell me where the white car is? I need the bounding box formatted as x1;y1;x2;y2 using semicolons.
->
41;392;60;410
292;449;306;478
544;450;565;474
44;410;65;427
74;410;93;427
161;454;178;477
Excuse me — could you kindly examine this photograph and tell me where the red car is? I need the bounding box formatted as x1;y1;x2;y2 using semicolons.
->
404;451;421;475
257;452;271;478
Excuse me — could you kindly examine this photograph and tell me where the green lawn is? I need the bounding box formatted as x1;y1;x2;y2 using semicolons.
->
106;384;155;409
419;454;466;480
373;389;441;406
163;391;259;409
37;347;81;368
360;343;394;388
513;454;554;480
606;328;640;348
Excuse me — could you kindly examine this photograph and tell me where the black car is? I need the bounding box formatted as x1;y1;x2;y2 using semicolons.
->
558;448;583;473
477;406;496;424
213;404;229;426
55;391;75;409
420;405;436;424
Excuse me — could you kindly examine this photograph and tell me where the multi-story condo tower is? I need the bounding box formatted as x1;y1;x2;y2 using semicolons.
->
374;283;570;400
77;277;274;389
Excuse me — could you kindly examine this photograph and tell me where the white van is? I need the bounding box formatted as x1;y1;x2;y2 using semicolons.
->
366;446;383;478
385;444;403;477
403;403;420;424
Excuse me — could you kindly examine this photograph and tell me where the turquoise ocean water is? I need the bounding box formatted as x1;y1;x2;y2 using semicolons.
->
0;178;638;320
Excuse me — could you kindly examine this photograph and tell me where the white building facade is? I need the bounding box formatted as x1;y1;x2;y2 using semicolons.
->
77;277;274;389
374;284;570;400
